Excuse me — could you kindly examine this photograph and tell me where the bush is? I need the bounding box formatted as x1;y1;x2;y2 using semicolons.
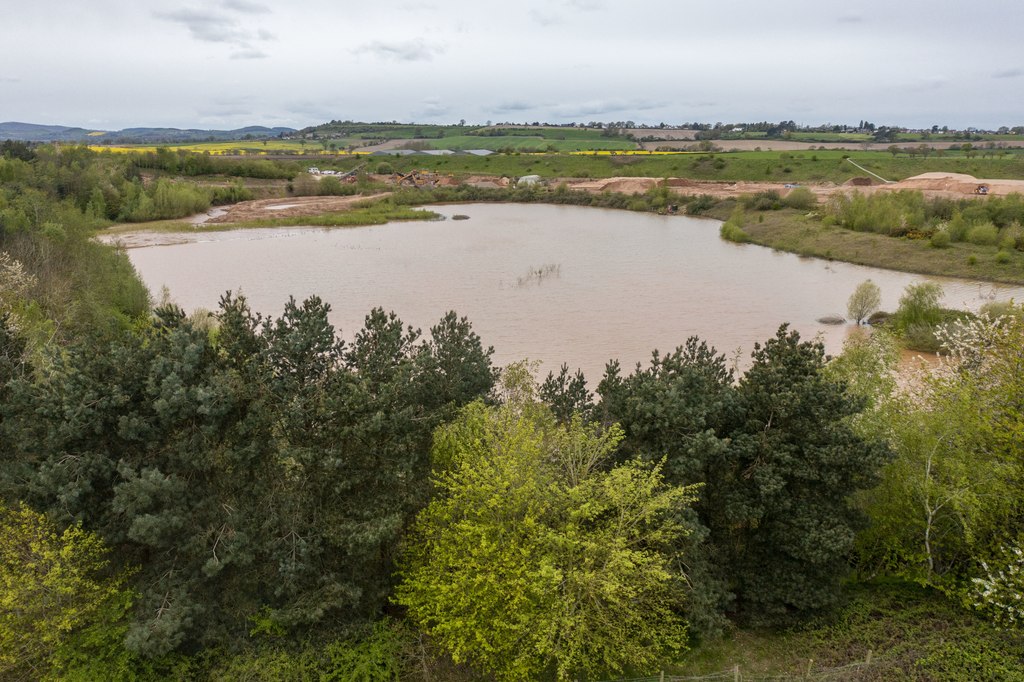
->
967;222;1000;246
995;249;1012;264
374;162;394;175
720;221;750;243
947;212;970;242
685;194;716;215
904;322;941;352
742;190;782;211
782;187;816;210
930;229;951;248
893;282;943;331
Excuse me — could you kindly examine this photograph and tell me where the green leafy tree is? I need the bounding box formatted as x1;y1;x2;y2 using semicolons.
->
858;310;1024;588
396;393;698;681
847;279;882;324
0;503;134;681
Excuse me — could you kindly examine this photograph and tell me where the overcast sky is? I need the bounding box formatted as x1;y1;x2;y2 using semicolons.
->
1;0;1021;131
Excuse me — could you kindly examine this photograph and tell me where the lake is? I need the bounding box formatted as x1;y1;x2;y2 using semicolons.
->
123;203;1024;380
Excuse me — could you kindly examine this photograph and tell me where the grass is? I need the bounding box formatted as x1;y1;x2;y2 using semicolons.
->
675;582;1024;681
708;205;1024;285
373;150;1024;183
228;204;439;228
394;135;638;152
106;202;439;234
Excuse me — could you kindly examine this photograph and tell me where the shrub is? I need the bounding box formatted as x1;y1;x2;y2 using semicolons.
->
782;187;816;210
686;194;716;215
742;190;782;211
893;282;943;331
967;222;1000;246
930;229;951;248
903;322;941;352
720;221;750;243
995;249;1012;264
374;162;393;174
947;212;970;242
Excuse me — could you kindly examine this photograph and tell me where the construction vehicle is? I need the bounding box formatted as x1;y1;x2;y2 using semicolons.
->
393;170;438;188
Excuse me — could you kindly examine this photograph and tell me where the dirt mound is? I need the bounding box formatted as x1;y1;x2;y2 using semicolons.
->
887;173;1024;196
845;177;874;186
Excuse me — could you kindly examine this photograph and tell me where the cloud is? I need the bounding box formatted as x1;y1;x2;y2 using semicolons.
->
564;0;606;10
352;39;444;62
413;98;450;119
155;6;274;55
231;48;269;60
837;14;863;24
492;101;536;114
993;68;1023;79
221;0;270;13
197;106;255;117
398;1;438;10
157;8;245;43
530;9;564;26
552;99;665;118
0;76;20;83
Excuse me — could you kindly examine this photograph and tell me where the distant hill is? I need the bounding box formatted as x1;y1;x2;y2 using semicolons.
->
0;122;296;143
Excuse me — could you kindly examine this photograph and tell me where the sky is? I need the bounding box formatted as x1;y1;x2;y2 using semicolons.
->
1;0;1021;131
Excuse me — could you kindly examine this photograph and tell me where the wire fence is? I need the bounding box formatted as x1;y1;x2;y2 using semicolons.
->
607;651;877;682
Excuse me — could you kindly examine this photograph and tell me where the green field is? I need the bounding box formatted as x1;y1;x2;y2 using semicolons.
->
371;149;1024;183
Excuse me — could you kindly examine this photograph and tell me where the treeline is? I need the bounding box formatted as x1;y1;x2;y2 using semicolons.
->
129;148;298;180
0;144;261;225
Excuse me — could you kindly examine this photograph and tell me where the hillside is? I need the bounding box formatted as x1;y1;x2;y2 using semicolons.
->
0;121;295;143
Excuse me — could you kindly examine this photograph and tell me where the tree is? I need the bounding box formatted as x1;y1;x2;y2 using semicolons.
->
1;295;494;657
396;392;699;681
710;326;891;623
847;279;882;324
858;309;1024;588
0;503;133;680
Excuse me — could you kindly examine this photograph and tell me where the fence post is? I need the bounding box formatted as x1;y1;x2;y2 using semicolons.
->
733;663;740;681
806;658;814;678
659;671;664;682
866;650;873;665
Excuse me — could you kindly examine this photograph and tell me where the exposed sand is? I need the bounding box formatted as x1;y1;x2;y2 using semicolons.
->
201;193;392;223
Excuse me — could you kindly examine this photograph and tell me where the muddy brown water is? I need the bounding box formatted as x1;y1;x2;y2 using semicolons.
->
123;203;1024;381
